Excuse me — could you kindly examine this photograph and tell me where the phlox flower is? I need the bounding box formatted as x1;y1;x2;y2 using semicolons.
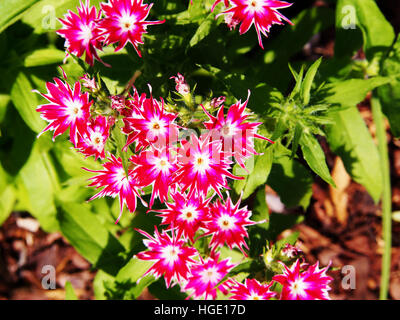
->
173;133;242;199
122;90;179;151
203;195;256;255
155;192;211;243
170;73;190;95
57;0;106;66
217;0;293;49
76;115;110;160
230;278;276;300
136;227;198;288
184;253;235;300
272;259;333;300
203;91;273;169
84;154;141;223
35;74;92;146
99;0;165;56
131;145;178;207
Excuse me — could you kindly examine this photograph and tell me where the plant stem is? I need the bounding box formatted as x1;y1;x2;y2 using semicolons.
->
371;96;392;300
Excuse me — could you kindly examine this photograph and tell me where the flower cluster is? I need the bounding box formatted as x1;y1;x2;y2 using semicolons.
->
35;0;333;300
57;0;164;65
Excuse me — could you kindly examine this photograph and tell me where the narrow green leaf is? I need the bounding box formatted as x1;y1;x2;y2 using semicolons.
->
65;281;78;300
288;64;304;100
10;72;46;133
58;201;126;276
300;133;335;187
301;57;322;106
326;106;382;202
189;12;215;48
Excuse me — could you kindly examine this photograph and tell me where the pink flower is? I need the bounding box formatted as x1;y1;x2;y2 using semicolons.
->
282;243;302;258
122;91;179;152
136;227;198;288
35;75;91;146
99;0;165;56
170;73;190;95
84;154;141;223
230;278;276;300
203;195;256;255
110;95;126;111
217;0;293;49
57;0;105;66
80;74;97;91
131;145;178;207
173;134;242;199
203;91;273;169
76;116;110;160
272;260;333;300
155;192;211;243
184;254;235;300
210;96;226;108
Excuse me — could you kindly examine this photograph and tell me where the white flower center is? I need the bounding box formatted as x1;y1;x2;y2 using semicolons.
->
221;123;237;138
248;293;263;300
114;167;129;188
65;99;83;119
192;154;211;173
79;24;93;44
217;214;236;231
161;245;181;265
154;157;172;173
290;278;308;297
148;118;166;136
246;0;264;13
120;14;136;32
90;131;104;151
200;266;220;284
179;205;199;223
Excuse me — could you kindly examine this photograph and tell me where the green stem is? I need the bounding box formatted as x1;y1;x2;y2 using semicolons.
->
371;96;392;300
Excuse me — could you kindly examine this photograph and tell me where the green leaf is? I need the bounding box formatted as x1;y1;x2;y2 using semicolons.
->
10;72;46;133
268;144;313;209
300;132;335;187
233;144;274;200
326;106;382;202
65;281;78;300
378;34;400;137
335;0;395;60
318;77;391;107
116;257;154;283
334;0;363;57
24;48;65;67
301;57;322;106
93;270;115;300
18;140;60;232
58;201;126;276
0;0;40;33
189;12;215;48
